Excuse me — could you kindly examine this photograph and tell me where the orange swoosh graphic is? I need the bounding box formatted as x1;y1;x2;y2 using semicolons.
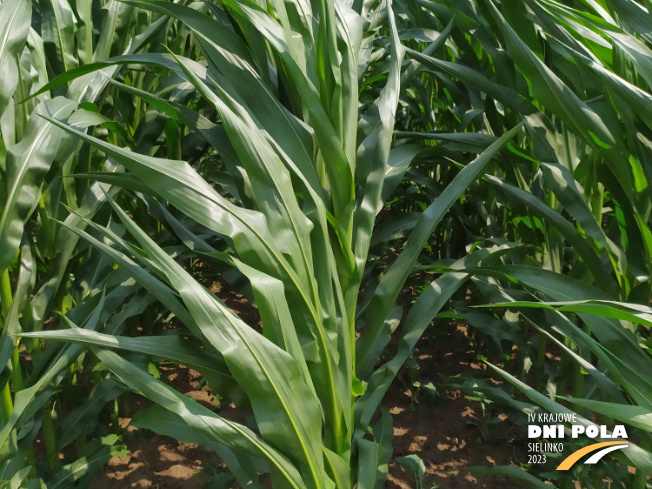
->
557;441;628;470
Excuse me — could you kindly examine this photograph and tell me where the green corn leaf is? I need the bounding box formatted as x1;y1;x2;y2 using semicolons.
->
356;122;524;377
472;266;652;399
352;0;405;298
48;435;127;489
0;0;31;118
94;348;308;489
484;298;652;319
130;405;264;488
355;408;392;489
20;327;233;383
57;378;123;449
355;244;521;430
0;238;33;378
56;191;334;488
485;174;619;296
527;319;623;402
73;0;93;66
40;0;78;76
485;0;614;149
0;97;76;275
559;397;652;432
0;291;106;455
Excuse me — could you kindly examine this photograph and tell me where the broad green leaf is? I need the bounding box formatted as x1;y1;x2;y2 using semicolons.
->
0;292;106;454
21;327;233;384
94;348;308;489
40;0;78;76
48;435;127;489
0;97;76;274
355;244;521;430
131;406;264;488
62;195;334;489
478;299;652;328
0;239;33;378
0;0;31;117
485;174;619;296
471;265;652;403
357;122;524;377
57;379;123;448
560;397;652;433
405;47;535;115
356;408;392;489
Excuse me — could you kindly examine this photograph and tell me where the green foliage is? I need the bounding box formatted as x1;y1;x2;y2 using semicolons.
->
389;0;652;486
0;0;195;486
2;0;652;488
17;0;523;486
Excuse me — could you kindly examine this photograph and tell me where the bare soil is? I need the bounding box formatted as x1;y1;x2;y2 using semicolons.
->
385;323;525;489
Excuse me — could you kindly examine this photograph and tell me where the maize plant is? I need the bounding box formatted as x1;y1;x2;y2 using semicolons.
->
4;0;652;487
387;0;652;487
19;0;527;487
0;0;198;486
